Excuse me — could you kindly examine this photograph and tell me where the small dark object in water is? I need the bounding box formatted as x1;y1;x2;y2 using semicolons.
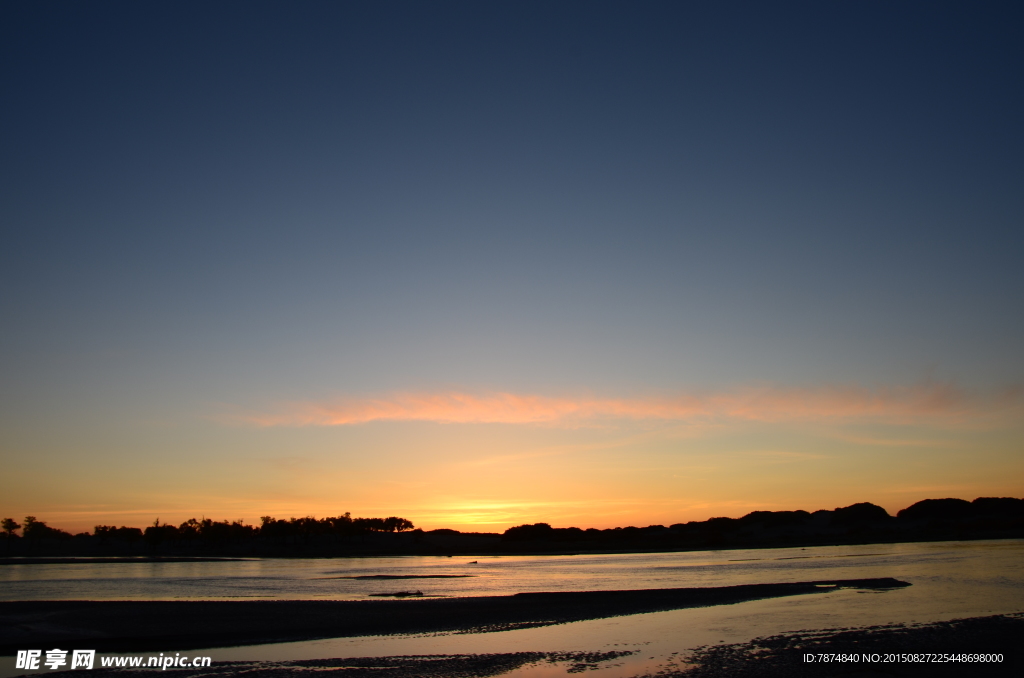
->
369;590;424;598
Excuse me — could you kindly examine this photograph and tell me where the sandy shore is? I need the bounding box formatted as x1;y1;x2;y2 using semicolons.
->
50;614;1024;678
0;578;906;653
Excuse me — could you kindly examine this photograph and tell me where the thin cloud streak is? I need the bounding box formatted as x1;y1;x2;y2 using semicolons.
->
226;383;1022;428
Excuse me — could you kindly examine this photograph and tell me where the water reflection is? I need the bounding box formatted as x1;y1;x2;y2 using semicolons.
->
3;539;1021;603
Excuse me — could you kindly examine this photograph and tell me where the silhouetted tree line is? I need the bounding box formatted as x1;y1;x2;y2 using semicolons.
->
258;513;414;538
0;516;76;541
142;518;258;546
3;497;1021;556
0;512;415;555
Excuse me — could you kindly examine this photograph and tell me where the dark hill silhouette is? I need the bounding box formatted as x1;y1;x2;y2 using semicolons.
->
1;497;1021;558
495;498;1022;554
897;497;975;522
897;496;1024;522
972;496;1024;515
832;502;891;526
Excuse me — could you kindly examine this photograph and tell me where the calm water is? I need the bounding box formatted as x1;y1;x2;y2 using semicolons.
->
3;539;1023;677
5;539;1022;602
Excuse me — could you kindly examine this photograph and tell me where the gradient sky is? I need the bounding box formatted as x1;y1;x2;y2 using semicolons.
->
2;1;1022;533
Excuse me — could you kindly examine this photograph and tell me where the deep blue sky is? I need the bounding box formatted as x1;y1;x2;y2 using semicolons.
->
2;1;1022;529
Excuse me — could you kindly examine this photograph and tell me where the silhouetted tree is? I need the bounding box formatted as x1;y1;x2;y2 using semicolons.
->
383;516;415;532
144;519;180;545
1;518;18;537
22;516;71;539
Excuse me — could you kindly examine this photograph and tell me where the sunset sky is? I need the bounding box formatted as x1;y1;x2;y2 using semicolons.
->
2;1;1022;533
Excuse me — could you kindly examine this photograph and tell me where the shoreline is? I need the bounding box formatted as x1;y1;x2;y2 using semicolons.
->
22;613;1021;678
0;557;247;565
0;578;907;654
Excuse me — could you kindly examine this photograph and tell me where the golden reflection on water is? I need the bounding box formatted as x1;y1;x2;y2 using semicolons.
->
151;540;1024;676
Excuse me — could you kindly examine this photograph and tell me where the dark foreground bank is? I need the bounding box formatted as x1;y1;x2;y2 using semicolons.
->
61;613;1024;678
0;578;907;654
672;612;1023;677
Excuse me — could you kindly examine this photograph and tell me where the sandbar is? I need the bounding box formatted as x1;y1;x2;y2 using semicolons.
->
0;578;907;654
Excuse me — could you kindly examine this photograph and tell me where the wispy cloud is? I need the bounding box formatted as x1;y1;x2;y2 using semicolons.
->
743;450;832;462
221;382;1021;428
830;434;955;448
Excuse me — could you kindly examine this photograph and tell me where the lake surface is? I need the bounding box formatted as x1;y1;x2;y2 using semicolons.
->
3;539;1023;677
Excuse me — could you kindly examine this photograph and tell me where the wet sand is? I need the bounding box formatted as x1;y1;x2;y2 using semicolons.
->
0;578;906;653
